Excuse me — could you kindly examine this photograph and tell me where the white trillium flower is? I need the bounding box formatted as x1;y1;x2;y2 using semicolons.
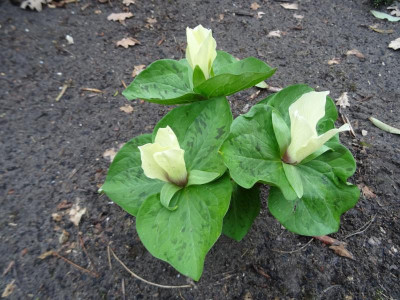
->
138;126;188;186
186;24;217;80
284;91;350;164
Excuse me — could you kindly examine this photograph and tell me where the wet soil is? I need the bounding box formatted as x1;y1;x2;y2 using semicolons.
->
1;0;399;299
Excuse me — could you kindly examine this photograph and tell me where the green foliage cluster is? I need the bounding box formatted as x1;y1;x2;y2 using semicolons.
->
101;47;359;280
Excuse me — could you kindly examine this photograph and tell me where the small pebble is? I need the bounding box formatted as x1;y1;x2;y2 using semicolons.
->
361;130;368;136
368;236;381;246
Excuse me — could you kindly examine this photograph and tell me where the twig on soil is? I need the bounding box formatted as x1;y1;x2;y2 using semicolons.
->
55;81;71;102
109;247;193;289
272;238;314;254
2;261;15;276
318;285;341;299
107;243;112;270
52;251;99;278
121;80;127;89
252;264;271;279
344;214;376;239
121;279;126;300
81;87;103;93
79;235;97;272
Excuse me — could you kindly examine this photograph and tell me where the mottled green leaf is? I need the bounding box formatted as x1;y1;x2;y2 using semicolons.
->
194;57;276;98
220;104;297;200
269;153;360;236
187;170;220;186
154;97;232;175
160;183;182;210
102;134;164;217
222;183;261;241
136;174;232;281
122;59;204;105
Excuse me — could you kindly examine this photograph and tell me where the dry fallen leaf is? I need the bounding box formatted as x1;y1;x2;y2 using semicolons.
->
219;14;224;21
119;104;134;114
250;2;260;10
257;11;265;19
103;148;117;161
20;0;48;12
107;12;133;22
388;37;400;50
368;25;394;34
362;185;376;199
2;280;16;298
329;244;355;260
293;13;304;19
116;37;141;48
69;203;87;226
280;3;298;10
328;58;341;65
132;64;146;77
336;92;350;108
267;30;282;38
38;250;54;259
52;213;62;222
346;49;365;59
123;0;135;6
65;35;74;45
388;5;400;17
147;17;157;24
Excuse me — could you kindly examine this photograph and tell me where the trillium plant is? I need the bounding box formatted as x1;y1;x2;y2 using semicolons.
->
101;25;360;280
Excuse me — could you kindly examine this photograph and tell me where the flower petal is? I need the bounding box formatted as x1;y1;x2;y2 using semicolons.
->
153;148;188;186
289;91;329;134
154;126;180;149
294;123;350;164
138;143;168;182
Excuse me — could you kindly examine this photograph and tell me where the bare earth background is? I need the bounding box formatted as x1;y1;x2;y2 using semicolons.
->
1;0;399;299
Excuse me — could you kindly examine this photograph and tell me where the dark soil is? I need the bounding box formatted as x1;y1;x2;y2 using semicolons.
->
1;0;399;299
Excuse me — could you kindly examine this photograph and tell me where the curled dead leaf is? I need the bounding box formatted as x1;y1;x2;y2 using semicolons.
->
69;203;87;226
132;64;146;77
328;58;340;65
329;244;355;260
2;280;16;298
346;49;365;60
336;92;350;108
107;12;133;22
280;3;298;10
362;185;376;199
20;0;48;12
267;30;282;38
116;37;141;48
119;104;134;114
250;2;260;10
103;148;117;161
123;0;135;6
257;11;265;19
388;37;400;50
146;17;157;24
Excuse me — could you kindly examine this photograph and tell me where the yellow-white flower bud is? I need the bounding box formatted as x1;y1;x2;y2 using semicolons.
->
186;25;217;79
285;91;350;164
139;126;188;186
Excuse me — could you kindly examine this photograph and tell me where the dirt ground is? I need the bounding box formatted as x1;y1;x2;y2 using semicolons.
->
1;0;399;299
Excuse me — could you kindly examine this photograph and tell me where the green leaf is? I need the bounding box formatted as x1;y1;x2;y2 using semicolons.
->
122;59;204;105
187;170;220;186
222;84;360;236
269;157;360;236
271;110;290;157
154;97;232;175
102;134;164;217
160;183;182;210
220;104;297;200
255;81;268;89
136;174;232;281
194;57;276;98
222;183;261;241
371;10;400;22
193;65;206;87
211;50;238;74
282;163;303;199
